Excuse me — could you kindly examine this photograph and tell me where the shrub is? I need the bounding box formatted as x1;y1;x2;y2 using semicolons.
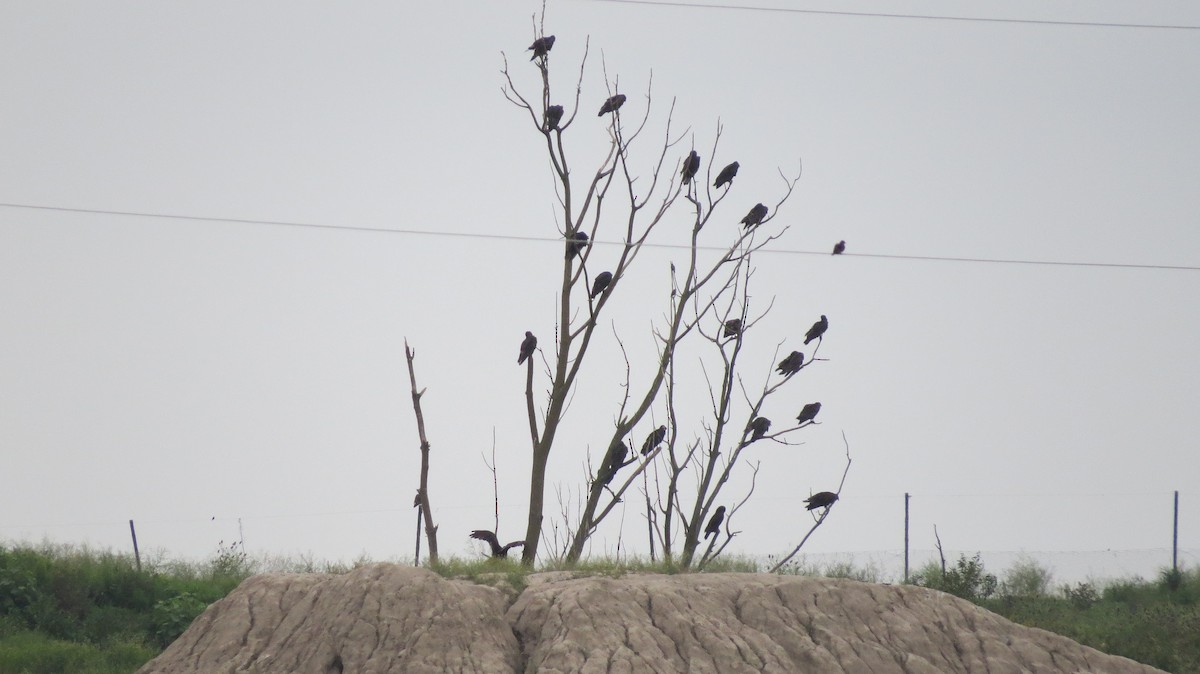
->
1000;555;1052;598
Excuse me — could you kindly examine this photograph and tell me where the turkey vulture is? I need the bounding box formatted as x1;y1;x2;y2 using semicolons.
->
518;331;537;365
748;416;771;442
641;425;667;456
598;438;632;485
590;271;613;299
804;491;838;511
470;530;525;558
741;203;768;228
713;161;739;189
796;402;821;425
528;35;556;61
776;351;804;376
704;506;726;540
723;319;742;339
804;315;828;345
566;231;589;259
681;150;700;183
832;240;846;255
598;94;626;116
544;105;564;131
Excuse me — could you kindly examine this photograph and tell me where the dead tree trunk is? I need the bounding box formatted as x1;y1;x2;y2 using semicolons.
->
404;339;439;564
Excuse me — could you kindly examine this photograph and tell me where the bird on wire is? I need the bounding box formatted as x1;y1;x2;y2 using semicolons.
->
776;351;804;376
528;35;555;61
804;315;828;345
723;319;743;339
641;425;667;456
566;231;588;259
518;331;537;365
741;203;768;228
598;94;626;116
544;105;564;131
747;417;771;442
713;161;739;189
704;506;726;540
470;530;526;558
833;240;846;255
796;402;822;425
804;492;838;511
590;271;613;299
681;150;700;183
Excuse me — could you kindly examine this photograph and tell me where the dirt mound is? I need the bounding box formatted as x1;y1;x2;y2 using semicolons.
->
138;563;1164;674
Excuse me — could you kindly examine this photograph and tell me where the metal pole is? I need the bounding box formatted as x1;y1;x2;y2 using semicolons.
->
1173;490;1179;573
904;493;910;583
128;519;142;572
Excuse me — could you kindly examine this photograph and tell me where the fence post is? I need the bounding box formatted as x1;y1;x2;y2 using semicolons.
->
904;492;910;583
1174;490;1180;573
129;519;142;572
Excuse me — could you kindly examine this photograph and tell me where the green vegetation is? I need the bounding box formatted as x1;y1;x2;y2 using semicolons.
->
911;552;1200;673
2;541;1197;673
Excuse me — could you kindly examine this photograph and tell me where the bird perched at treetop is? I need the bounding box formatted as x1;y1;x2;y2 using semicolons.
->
796;402;821;425
470;530;525;558
528;35;555;61
518;331;537;365
590;271;613;299
776;351;804;376
713;161;739;189
833;240;846;255
681;150;700;183
741;203;768;228
723;319;742;339
804;315;828;345
804;491;838;511
704;506;726;540
598;94;626;116
641;425;667;456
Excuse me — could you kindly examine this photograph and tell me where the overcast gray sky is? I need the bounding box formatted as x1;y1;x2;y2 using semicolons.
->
2;0;1198;583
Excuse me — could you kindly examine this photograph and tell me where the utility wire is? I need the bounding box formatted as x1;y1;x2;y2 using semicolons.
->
575;0;1200;30
3;201;1198;272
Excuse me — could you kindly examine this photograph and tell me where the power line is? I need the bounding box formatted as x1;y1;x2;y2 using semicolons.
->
3;201;1198;272
575;0;1200;30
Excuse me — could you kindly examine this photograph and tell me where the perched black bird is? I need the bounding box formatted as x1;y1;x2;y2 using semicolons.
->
598;439;632;485
741;203;768;228
713;161;739;189
641;425;667;456
528;35;556;61
566;231;589;259
832;240;846;255
723;319;743;339
804;315;828;345
598;94;626;116
804;491;838;511
748;416;771;442
776;351;804;376
704;506;726;540
796;402;822;425
590;271;613;299
681;150;701;183
544;105;564;131
470;530;526;558
518;331;537;365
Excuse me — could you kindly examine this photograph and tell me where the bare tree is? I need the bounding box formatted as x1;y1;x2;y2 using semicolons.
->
503;20;835;566
404;339;438;564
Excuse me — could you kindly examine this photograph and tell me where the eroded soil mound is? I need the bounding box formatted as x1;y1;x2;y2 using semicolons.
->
138;563;1164;674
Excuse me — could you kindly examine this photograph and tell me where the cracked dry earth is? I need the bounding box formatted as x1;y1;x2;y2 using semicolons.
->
137;563;1165;674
